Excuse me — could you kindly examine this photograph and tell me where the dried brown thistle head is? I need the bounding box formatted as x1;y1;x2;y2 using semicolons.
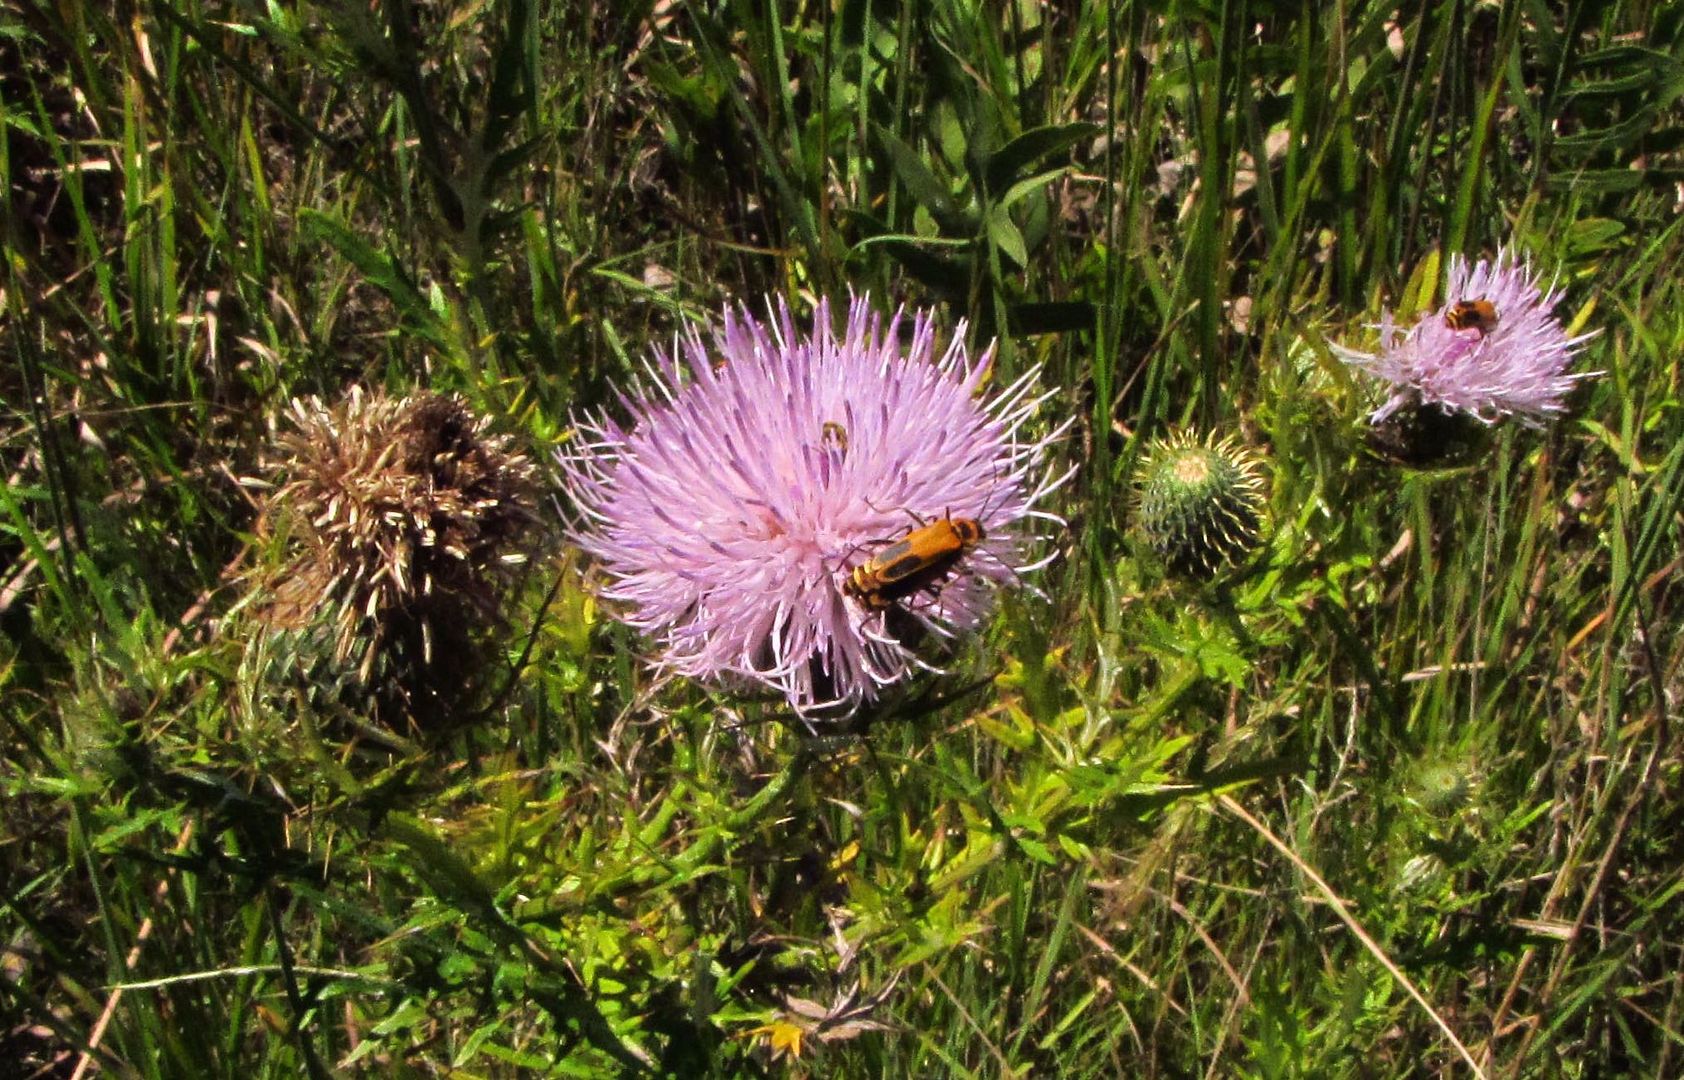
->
255;387;542;728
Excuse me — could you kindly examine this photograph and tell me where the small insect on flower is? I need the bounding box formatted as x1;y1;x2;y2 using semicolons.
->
1334;248;1597;428
557;294;1070;717
1444;298;1499;336
843;516;986;611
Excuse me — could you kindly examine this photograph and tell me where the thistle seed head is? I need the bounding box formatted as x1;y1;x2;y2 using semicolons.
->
255;388;541;726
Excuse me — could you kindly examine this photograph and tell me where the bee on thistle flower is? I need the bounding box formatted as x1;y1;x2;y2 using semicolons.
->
1443;298;1499;336
1335;248;1598;429
557;295;1071;718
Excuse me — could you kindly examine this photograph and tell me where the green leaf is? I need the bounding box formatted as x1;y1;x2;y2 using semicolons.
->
1552;106;1659;157
879;240;971;297
984;121;1097;194
641;60;719;121
876;122;960;224
1015;835;1057;865
996;166;1066;213
1542;170;1647;194
1056;834;1094;861
298;210;452;348
453;1020;505;1067
985;205;1027;268
1566;217;1627;255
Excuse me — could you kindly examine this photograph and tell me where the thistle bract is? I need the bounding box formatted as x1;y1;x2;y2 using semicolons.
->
558;295;1067;717
1335;248;1596;426
1135;430;1267;578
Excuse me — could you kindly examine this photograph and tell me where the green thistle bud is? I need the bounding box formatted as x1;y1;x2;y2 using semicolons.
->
1134;430;1267;578
1410;761;1475;817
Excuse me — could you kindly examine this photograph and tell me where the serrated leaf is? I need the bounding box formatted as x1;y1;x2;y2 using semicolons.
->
1552;106;1659;157
487;135;544;188
1542;169;1646;194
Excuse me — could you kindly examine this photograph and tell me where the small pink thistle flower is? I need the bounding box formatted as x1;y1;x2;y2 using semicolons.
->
1335;248;1597;426
558;295;1069;717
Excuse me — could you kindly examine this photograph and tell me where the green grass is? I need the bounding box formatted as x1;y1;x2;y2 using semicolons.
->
4;0;1682;1075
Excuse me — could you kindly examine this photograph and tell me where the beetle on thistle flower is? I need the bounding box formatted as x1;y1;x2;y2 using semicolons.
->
1335;248;1597;427
558;295;1069;717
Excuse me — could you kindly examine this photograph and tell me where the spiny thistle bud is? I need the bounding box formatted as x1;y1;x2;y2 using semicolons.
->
255;388;541;728
1409;760;1476;817
1134;430;1267;578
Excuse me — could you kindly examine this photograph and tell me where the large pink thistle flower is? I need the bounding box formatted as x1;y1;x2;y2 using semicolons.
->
1335;249;1597;425
558;295;1068;716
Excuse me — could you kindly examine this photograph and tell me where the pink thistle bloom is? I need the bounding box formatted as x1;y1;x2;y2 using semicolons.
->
1335;249;1597;425
558;295;1069;717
